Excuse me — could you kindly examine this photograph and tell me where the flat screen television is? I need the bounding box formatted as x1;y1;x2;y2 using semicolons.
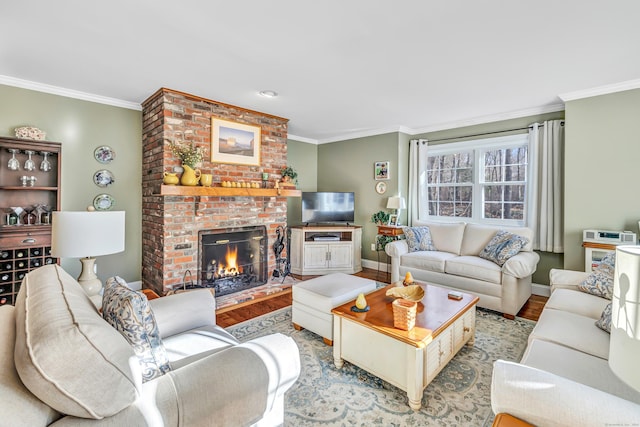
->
301;192;355;224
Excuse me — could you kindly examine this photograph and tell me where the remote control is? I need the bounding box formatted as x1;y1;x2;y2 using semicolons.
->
448;291;463;300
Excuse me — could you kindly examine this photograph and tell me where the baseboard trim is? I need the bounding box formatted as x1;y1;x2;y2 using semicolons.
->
532;282;550;297
362;258;389;272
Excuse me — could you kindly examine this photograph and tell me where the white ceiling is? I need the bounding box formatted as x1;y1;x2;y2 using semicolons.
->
2;1;640;143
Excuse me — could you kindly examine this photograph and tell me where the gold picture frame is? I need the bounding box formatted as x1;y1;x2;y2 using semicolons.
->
211;118;261;165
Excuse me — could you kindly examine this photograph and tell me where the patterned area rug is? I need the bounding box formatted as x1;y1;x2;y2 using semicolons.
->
227;305;534;426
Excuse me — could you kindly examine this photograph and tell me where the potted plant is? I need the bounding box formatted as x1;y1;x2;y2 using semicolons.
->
280;166;298;184
371;210;390;225
169;141;204;169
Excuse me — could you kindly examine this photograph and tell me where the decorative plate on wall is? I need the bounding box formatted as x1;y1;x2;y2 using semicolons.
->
94;145;115;164
375;181;387;194
93;169;115;187
93;194;115;211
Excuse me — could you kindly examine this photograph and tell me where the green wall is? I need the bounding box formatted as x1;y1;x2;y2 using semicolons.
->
564;88;640;270
316;133;402;262
286;139;318;224
0;85;142;284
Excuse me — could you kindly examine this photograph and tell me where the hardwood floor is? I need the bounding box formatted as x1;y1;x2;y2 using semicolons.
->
215;268;547;328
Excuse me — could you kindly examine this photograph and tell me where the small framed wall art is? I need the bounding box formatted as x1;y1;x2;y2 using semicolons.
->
374;161;389;180
211;117;261;166
388;214;399;226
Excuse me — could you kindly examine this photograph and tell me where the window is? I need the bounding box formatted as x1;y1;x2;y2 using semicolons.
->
423;134;528;225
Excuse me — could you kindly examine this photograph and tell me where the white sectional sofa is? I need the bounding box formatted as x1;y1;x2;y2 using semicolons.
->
385;222;539;318
1;265;300;426
491;268;640;426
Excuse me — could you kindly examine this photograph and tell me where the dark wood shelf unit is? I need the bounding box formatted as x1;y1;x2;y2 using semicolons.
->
0;136;61;306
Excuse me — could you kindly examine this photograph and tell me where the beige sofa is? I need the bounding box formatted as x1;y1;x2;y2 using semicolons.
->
1;265;300;426
491;268;640;426
385;222;539;318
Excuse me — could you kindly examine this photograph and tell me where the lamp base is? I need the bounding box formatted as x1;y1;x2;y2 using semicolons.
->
78;257;103;297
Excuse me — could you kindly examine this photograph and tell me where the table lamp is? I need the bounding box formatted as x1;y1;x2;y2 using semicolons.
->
610;245;640;392
387;196;406;222
51;211;125;300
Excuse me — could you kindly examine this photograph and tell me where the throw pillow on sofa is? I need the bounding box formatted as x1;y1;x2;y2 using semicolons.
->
595;302;612;333
102;276;171;382
578;252;615;300
402;226;436;252
479;230;529;266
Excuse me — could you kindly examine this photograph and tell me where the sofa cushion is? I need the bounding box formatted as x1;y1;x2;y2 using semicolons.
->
0;305;61;426
400;251;456;273
402;226;436;252
521;339;640;404
545;288;610;319
578;252;615;300
595;303;612;333
102;276;171;382
415;221;466;255
529;308;611;360
445;256;502;284
14;265;137;419
479;230;529;267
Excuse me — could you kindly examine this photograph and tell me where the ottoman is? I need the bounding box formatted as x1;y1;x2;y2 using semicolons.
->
292;272;377;345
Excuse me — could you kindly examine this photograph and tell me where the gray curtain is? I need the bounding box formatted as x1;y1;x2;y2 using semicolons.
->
527;120;565;252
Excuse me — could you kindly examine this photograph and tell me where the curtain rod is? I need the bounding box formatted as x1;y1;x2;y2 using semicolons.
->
413;120;564;144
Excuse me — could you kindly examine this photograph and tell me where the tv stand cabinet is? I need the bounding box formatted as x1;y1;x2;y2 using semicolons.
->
290;225;362;275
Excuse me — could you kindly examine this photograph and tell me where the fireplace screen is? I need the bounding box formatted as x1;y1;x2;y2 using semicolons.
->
198;226;267;297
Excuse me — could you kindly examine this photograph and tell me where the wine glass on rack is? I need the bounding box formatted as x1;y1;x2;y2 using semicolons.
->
24;150;35;171
7;149;20;171
40;152;51;172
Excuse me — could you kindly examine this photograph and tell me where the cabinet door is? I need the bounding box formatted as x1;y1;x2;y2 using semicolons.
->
328;244;353;268
304;244;329;269
289;229;303;271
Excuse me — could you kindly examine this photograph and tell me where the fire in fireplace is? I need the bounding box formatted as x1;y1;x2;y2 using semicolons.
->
198;226;267;297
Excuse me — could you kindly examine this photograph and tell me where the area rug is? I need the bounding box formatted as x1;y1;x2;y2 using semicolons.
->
227;305;535;426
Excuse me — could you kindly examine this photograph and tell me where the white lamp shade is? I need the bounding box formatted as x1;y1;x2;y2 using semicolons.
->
386;196;406;210
610;245;640;392
51;211;126;258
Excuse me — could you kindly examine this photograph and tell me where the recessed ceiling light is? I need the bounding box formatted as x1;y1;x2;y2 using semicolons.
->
259;90;278;98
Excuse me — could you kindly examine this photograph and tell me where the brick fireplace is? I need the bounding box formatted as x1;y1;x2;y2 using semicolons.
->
141;88;290;296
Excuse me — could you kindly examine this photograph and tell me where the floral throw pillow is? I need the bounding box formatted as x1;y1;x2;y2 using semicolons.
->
595;302;612;333
102;276;171;382
578;252;616;300
402;226;436;252
479;230;529;267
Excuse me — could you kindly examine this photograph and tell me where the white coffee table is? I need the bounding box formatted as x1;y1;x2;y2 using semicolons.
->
331;283;479;410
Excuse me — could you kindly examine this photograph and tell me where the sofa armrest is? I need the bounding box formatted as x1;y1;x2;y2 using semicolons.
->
491;360;640;427
549;268;590;293
502;251;540;278
385;239;409;258
160;333;299;426
149;289;217;338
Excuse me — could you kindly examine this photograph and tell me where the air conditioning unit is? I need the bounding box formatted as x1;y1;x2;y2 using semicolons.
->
583;229;637;245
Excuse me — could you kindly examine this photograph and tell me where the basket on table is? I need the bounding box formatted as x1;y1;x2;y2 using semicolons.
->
392;298;418;330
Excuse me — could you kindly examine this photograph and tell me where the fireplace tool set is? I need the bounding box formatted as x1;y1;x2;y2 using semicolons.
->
272;225;292;283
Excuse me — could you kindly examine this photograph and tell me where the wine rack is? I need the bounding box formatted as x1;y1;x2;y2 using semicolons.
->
0;246;57;305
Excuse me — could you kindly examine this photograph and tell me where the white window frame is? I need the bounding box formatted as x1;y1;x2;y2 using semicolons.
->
422;134;530;226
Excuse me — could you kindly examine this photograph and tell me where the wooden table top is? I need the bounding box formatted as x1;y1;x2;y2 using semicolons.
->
331;283;479;348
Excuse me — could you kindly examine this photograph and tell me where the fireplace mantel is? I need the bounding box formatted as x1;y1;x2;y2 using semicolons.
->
159;185;301;197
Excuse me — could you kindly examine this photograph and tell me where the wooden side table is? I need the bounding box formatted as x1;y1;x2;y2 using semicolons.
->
492;413;534;427
376;225;404;281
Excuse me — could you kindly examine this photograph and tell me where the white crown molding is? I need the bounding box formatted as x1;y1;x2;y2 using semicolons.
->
0;75;142;111
408;103;566;136
287;134;318;144
302;103;565;144
559;78;640;102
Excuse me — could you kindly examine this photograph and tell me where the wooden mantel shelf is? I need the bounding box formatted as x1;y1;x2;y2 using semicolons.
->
159;184;301;197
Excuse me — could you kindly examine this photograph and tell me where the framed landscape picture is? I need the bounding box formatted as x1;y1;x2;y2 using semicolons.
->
211;118;261;165
374;161;389;180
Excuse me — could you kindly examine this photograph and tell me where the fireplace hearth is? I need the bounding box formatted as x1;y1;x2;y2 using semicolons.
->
199;226;268;297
